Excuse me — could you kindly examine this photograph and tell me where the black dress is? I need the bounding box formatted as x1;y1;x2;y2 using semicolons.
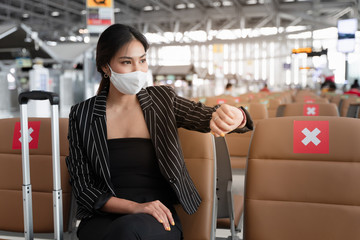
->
77;138;182;240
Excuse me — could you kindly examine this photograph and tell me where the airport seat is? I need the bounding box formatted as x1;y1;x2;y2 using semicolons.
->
329;93;342;106
293;92;316;102
176;128;217;240
294;97;329;104
215;137;243;240
205;95;236;107
250;98;270;108
0;118;76;239
346;103;360;118
339;95;359;117
243;116;360;240
276;103;339;117
267;98;282;118
226;103;267;170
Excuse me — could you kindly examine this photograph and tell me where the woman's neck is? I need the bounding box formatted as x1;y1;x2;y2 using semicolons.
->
106;84;138;112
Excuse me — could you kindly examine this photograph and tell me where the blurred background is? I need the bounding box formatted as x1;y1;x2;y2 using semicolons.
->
0;0;359;117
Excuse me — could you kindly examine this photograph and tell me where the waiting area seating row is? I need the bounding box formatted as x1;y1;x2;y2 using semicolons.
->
0;118;227;240
322;91;360;116
1;113;360;239
197;89;360;119
199;90;358;173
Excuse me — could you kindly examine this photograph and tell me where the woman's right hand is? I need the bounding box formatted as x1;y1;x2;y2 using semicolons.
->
101;197;174;231
134;200;174;231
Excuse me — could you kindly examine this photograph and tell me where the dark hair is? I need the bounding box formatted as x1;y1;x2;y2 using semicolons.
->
328;82;336;92
225;83;232;89
351;79;359;89
96;24;149;94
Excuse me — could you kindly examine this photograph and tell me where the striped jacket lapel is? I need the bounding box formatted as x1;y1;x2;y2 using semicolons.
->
138;88;157;147
89;89;114;193
138;88;179;182
138;89;173;179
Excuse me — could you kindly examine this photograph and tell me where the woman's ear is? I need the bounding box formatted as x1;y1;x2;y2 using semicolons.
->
101;65;109;75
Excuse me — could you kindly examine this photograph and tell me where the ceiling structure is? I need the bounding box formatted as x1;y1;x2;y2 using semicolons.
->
0;0;359;44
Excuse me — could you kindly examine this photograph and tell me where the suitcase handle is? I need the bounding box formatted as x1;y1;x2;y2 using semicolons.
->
18;91;59;105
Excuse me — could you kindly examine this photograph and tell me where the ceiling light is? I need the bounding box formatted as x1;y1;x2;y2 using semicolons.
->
84;36;90;43
22;13;29;18
24;36;32;42
176;3;186;9
81;10;87;15
46;41;57;46
213;2;221;7
246;0;257;4
51;11;60;17
187;3;195;8
143;6;153;11
222;1;233;6
69;36;77;42
24;32;32;42
114;8;120;13
79;28;89;34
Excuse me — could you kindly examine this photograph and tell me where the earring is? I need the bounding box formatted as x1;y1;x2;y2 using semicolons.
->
104;73;109;78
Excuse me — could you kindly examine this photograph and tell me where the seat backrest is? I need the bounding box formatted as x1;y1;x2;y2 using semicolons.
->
225;103;266;169
0;118;71;234
276;103;339;117
244;116;360;240
175;128;216;240
340;96;359;116
347;103;360;118
205;95;236;107
215;137;233;219
294;97;329;104
268;98;282;118
215;137;243;236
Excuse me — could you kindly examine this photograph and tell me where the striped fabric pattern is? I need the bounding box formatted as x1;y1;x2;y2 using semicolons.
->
66;85;252;219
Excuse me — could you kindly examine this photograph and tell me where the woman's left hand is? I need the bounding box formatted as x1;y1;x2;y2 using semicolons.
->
210;104;245;137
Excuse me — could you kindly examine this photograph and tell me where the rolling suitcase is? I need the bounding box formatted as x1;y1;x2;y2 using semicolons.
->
18;91;63;240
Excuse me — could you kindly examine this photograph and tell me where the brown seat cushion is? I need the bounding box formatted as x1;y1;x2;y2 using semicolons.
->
216;194;244;229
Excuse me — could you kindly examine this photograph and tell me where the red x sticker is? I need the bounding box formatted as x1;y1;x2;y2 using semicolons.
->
303;104;319;116
217;99;226;104
234;97;242;103
12;121;41;149
293;121;329;154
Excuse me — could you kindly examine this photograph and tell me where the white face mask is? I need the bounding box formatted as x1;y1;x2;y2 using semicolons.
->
107;65;147;95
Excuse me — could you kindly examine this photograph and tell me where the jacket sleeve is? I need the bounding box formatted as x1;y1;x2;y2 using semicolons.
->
169;86;253;133
65;105;112;215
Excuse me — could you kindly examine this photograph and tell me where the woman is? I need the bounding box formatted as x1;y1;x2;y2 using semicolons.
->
66;24;253;240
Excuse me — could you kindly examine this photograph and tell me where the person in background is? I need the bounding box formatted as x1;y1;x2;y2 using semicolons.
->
65;23;253;240
351;79;360;89
344;79;360;97
260;83;270;92
224;83;233;95
320;74;336;93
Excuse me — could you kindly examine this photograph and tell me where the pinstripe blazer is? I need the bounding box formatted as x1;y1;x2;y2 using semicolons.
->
66;85;253;219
